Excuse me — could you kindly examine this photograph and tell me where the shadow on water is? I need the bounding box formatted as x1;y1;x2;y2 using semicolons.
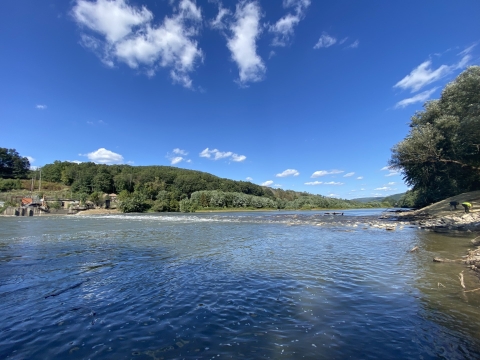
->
1;214;480;359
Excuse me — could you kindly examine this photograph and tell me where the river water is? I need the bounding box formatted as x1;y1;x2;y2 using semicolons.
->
1;210;480;359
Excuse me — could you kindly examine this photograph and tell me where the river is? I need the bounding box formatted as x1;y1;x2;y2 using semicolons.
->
1;210;480;359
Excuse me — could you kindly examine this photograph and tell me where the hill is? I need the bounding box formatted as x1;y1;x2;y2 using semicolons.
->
2;161;386;213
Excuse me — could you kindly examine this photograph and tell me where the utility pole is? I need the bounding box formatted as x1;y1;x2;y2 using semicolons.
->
38;167;42;192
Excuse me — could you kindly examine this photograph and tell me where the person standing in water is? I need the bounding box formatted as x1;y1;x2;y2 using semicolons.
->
462;202;472;213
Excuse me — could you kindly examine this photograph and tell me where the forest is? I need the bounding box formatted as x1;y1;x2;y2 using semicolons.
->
0;157;387;212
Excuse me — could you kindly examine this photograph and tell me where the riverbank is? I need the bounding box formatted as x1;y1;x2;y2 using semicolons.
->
391;190;480;232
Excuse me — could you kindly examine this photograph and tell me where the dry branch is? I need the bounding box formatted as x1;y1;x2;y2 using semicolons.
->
458;271;466;290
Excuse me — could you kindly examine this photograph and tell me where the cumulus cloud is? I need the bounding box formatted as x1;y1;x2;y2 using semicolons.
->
385;171;400;177
26;156;35;164
167;148;190;165
72;0;204;88
327;193;339;198
395;87;438;109
36;105;47;109
83;147;124;164
261;180;274;186
269;0;310;47
304;181;322;185
388;182;396;185
313;32;336;49
226;1;265;84
246;176;253;181
276;169;300;177
356;176;363;180
199;148;246;162
343;172;355;177
394;49;472;93
324;181;344;185
231;154;246;162
311;169;344;178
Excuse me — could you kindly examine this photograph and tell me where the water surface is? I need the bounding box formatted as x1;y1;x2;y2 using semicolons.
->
1;210;480;359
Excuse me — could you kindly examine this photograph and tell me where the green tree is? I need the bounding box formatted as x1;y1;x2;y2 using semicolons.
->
0;148;30;179
389;66;480;207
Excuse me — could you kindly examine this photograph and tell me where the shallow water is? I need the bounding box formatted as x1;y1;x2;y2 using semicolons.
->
1;210;480;359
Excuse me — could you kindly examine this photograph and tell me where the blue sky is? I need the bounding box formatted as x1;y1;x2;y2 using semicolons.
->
1;0;479;199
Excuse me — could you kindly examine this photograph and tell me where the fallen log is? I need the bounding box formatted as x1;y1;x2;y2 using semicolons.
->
433;257;459;263
410;246;418;252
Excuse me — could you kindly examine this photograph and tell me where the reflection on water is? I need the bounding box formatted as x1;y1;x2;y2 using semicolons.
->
1;211;480;359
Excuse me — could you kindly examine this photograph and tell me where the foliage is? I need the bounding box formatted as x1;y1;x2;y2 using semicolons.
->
48;201;61;210
117;191;151;213
390;66;480;207
0;148;30;179
0;179;22;192
89;191;104;207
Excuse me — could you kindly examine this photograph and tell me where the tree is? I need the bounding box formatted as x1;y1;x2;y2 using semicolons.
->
389;66;480;207
0;148;30;179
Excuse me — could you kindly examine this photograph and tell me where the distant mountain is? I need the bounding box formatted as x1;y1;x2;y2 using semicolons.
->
351;196;384;203
352;193;406;205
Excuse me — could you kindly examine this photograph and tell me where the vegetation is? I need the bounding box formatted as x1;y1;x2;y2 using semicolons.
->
0;148;30;179
389;66;480;208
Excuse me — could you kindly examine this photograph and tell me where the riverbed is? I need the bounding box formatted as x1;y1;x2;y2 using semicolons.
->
1;210;480;359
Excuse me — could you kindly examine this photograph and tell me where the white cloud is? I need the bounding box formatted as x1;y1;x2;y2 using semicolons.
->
356;176;363;180
67;160;83;164
26;156;35;164
304;181;322;185
231;154;246;162
83;147;124;164
327;193;339;198
313;32;336;49
210;3;230;30
246;176;253;181
171;156;184;165
343;172;355;177
167;148;190;165
388;182;396;185
261;180;274;186
276;169;300;177
385;171;400;177
73;0;204;88
324;181;344;185
269;0;310;47
394;52;471;93
311;169;344;178
173;148;188;156
395;87;438;109
36;105;47;109
226;1;265;85
273;184;282;188
199;148;246;162
344;39;359;49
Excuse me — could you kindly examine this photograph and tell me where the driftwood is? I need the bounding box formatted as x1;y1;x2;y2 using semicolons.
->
458;271;466;290
464;287;480;293
410;246;418;252
438;282;445;288
433;257;460;263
